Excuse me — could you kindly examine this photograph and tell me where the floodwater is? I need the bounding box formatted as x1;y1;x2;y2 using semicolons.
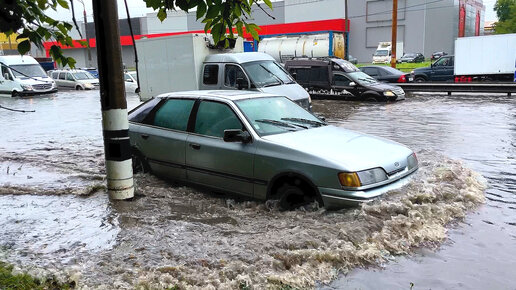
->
0;91;513;289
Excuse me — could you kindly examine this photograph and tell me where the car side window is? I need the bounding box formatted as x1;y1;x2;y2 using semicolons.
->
58;72;66;80
153;99;195;131
1;65;11;80
194;101;242;138
290;68;310;83
334;74;352;86
124;73;132;82
310;66;329;82
362;67;377;77
66;73;74;81
51;72;58;79
224;64;248;88
203;64;219;85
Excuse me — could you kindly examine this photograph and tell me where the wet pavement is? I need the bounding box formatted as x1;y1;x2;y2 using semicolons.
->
0;91;513;289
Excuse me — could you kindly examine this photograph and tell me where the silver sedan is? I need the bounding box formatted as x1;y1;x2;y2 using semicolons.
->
128;90;418;209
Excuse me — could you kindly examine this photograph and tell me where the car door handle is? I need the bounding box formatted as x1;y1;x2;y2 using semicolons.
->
141;134;149;140
189;143;201;150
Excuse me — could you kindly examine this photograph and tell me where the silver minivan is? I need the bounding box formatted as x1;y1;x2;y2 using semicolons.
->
49;69;99;90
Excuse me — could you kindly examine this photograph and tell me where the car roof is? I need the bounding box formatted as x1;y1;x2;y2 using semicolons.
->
205;52;274;64
156;90;281;102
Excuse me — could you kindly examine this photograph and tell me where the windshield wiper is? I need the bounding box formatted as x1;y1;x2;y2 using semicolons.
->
358;77;377;83
256;119;304;129
262;81;282;87
281;117;326;127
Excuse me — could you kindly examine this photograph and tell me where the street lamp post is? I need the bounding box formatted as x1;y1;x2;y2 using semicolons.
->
77;0;92;67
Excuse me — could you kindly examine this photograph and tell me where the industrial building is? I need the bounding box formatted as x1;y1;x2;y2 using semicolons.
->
39;0;485;67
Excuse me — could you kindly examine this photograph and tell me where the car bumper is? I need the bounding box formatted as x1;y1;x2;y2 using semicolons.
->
19;88;58;96
318;169;416;208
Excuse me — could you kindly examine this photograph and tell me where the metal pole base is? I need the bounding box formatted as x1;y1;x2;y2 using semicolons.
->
106;159;134;200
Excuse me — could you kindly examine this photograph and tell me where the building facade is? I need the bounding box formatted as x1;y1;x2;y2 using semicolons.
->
43;0;485;67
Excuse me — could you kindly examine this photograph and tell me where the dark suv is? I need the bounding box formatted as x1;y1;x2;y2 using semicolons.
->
284;58;405;101
412;55;454;82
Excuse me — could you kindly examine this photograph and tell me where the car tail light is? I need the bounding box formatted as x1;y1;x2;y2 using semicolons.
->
397;75;406;83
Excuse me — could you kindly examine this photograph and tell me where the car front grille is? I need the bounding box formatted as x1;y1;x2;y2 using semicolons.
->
394;88;405;95
33;83;52;90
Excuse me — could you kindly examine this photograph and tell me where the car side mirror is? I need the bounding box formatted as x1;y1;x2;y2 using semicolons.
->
236;77;248;90
349;81;356;87
223;129;251;143
315;114;326;122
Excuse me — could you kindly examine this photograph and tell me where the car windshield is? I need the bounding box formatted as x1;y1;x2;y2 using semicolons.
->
346;71;379;85
241;60;294;88
73;72;94;80
381;66;403;74
236;96;325;136
374;50;389;56
129;72;137;80
10;64;47;78
403;53;416;58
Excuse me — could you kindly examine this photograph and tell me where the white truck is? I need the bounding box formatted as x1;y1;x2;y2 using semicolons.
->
454;33;516;82
0;55;57;97
372;41;404;64
136;34;311;110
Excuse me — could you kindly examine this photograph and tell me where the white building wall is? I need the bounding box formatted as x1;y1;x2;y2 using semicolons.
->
284;0;345;23
145;11;188;34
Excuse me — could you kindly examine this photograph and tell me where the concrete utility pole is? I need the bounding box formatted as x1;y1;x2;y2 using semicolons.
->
78;0;93;67
390;0;398;68
92;0;134;200
345;0;349;61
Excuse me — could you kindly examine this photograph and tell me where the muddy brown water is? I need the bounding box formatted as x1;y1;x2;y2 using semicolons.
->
0;91;513;289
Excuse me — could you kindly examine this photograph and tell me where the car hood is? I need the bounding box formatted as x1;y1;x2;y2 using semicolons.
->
258;83;309;101
413;66;432;73
17;77;53;85
367;82;400;90
77;79;99;84
262;125;413;172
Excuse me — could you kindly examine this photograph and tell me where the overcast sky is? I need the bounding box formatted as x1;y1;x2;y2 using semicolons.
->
45;0;498;23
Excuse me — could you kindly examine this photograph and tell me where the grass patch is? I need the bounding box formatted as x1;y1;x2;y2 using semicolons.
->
0;262;74;290
356;61;431;72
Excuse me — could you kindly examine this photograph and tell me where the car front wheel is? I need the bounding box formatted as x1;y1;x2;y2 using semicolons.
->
278;182;313;210
414;76;426;82
131;149;150;173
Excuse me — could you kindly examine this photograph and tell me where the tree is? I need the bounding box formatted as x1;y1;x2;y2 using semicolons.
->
494;0;516;33
0;0;270;66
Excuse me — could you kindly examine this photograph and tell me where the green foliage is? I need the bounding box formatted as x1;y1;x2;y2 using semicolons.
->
1;0;270;67
0;261;74;290
494;0;516;33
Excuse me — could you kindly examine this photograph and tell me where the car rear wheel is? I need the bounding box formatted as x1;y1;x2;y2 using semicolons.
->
278;181;313;210
76;85;83;90
11;91;19;98
131;149;150;173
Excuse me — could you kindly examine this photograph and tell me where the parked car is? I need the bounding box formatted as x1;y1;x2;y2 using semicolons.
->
397;53;424;63
49;69;99;90
0;55;57;97
81;67;99;78
411;55;454;82
128;90;418;209
124;71;138;93
430;51;447;61
284;58;405;101
359;66;413;83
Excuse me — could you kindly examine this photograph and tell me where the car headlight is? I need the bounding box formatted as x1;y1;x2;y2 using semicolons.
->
407;153;418;170
383;90;395;97
21;84;33;91
339;168;388;187
85;83;94;88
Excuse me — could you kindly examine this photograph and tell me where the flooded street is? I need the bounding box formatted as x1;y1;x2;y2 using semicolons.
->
0;91;514;289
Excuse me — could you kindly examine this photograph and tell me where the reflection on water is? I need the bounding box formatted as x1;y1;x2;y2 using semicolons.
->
0;92;514;288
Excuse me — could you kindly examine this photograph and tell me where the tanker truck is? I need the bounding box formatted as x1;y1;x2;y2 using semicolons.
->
257;32;346;63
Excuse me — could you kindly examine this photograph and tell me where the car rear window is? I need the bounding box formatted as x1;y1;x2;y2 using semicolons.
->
153;99;195;131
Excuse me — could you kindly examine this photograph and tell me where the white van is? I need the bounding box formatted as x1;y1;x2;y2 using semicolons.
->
49;69;99;90
0;55;57;97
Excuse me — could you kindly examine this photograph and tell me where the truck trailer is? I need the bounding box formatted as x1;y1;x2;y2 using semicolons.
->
257;32;346;63
135;33;311;110
454;33;516;82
